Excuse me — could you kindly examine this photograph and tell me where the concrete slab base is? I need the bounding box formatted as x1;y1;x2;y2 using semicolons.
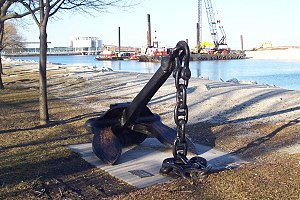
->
68;138;246;188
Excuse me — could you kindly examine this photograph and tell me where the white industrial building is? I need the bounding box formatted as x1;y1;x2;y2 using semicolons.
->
71;37;102;52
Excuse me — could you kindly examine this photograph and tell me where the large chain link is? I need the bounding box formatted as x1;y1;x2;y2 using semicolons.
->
160;41;210;181
172;42;191;160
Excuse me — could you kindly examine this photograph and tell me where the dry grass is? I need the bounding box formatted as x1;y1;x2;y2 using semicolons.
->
0;63;300;199
0;64;136;199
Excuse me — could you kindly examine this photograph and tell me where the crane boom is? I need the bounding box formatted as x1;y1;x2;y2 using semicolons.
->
203;0;227;49
197;0;202;49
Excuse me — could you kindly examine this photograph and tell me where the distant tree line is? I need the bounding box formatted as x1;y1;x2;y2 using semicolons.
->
3;22;24;50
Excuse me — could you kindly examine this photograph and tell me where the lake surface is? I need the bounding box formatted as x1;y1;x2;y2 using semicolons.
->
13;55;300;91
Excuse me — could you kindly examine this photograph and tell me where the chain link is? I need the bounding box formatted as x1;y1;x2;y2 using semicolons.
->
172;41;191;160
160;41;210;181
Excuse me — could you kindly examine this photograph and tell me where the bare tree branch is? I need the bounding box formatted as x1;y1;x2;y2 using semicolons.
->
48;0;64;16
10;0;141;122
17;1;40;25
0;0;43;90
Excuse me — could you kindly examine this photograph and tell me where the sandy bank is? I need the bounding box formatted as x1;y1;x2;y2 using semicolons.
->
246;47;300;60
3;59;299;127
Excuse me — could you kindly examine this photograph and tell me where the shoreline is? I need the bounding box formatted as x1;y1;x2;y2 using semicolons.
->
245;47;300;60
2;55;297;91
2;60;300;126
4;54;300;91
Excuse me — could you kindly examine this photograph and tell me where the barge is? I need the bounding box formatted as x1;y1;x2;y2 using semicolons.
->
139;52;246;62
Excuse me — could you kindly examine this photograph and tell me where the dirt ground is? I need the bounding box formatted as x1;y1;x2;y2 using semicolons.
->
0;62;299;199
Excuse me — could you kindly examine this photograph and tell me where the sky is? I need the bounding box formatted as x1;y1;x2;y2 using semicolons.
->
20;0;300;50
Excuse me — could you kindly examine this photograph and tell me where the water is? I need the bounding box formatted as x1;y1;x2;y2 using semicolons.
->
13;55;300;90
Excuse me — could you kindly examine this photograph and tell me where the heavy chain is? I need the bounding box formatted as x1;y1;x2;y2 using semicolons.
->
172;41;191;161
160;41;210;182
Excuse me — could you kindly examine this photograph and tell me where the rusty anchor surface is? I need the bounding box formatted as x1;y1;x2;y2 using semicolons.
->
85;47;196;165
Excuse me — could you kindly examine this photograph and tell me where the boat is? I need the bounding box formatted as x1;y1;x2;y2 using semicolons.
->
95;51;138;61
95;56;123;61
138;47;169;62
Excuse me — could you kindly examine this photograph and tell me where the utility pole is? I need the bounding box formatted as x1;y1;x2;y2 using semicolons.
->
147;14;152;48
240;35;244;51
118;27;121;55
197;0;202;51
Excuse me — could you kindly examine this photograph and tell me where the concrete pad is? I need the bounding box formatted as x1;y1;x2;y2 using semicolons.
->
68;138;246;188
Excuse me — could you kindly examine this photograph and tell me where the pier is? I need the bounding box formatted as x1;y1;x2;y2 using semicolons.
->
3;47;101;57
3;45;140;57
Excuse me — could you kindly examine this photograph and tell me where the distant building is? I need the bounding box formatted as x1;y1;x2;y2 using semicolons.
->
71;37;102;52
3;36;142;56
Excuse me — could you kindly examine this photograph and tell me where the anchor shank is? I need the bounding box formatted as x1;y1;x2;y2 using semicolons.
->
122;55;174;128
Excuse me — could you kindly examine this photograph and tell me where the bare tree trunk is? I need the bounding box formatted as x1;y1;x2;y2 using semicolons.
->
0;66;4;90
39;25;49;125
0;79;3;89
0;21;4;90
